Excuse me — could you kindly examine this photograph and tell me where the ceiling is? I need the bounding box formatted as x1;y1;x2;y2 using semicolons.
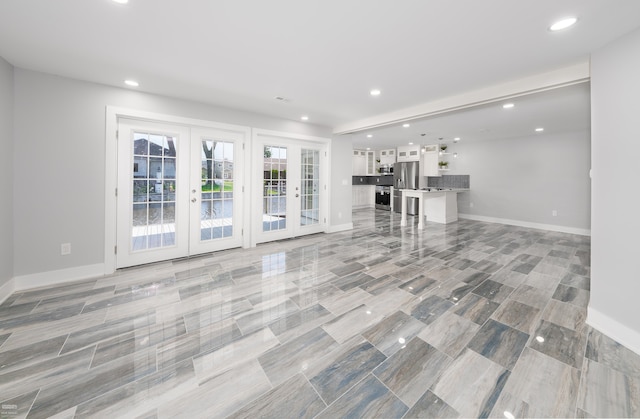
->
0;1;638;135
350;81;591;149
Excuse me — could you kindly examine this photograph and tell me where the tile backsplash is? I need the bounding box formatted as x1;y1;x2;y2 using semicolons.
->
427;174;470;189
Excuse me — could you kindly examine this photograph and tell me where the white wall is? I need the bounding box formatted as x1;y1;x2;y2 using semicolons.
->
329;135;354;231
450;130;591;234
0;57;13;288
13;69;347;277
589;27;640;353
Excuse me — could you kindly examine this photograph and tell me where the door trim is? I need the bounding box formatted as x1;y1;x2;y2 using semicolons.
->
105;106;251;275
250;128;331;247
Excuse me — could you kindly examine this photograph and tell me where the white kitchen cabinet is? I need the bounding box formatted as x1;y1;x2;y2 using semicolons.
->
379;149;396;165
352;185;375;208
365;150;376;175
352;149;366;175
397;145;421;162
422;144;439;176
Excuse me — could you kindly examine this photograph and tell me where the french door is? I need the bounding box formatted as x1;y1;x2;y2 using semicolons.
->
252;134;327;245
116;119;245;268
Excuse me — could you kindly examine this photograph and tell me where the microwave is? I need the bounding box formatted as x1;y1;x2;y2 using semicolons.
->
380;165;393;175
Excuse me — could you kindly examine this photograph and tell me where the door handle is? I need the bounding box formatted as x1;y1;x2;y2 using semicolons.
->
295;194;299;198
191;198;197;203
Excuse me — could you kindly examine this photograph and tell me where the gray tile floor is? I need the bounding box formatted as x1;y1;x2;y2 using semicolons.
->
1;208;640;418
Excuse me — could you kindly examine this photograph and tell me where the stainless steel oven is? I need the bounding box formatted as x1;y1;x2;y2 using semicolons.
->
375;186;391;210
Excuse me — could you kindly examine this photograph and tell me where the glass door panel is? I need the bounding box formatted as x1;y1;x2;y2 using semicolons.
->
130;133;178;250
200;140;234;240
300;149;320;226
262;145;287;232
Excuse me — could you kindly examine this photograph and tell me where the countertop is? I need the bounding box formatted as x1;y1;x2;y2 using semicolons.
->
400;188;469;193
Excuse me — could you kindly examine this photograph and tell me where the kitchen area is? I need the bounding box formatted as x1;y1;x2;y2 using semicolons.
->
352;143;470;226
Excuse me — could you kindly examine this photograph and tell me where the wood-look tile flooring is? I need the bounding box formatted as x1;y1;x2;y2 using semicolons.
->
1;209;639;418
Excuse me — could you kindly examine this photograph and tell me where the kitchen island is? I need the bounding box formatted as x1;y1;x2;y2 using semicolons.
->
400;188;469;229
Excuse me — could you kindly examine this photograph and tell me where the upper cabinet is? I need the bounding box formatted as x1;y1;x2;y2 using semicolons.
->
422;144;439;176
353;149;376;175
397;145;421;162
352;149;366;175
379;149;396;165
365;150;376;175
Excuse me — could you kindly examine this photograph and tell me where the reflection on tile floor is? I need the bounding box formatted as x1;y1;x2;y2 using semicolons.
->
1;209;639;418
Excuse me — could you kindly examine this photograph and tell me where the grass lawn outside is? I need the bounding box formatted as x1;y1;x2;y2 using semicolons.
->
202;181;233;192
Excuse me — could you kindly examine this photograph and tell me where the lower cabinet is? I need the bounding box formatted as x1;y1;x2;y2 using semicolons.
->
352;185;375;208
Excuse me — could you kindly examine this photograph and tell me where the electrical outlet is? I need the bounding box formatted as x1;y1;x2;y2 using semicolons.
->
61;243;71;255
552;210;558;217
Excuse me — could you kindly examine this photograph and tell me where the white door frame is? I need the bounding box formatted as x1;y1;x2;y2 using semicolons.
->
105;106;251;275
250;128;331;247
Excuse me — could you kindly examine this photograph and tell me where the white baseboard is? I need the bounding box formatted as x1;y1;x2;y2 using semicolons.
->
327;223;354;233
458;213;591;236
0;278;15;305
13;263;106;292
587;306;640;357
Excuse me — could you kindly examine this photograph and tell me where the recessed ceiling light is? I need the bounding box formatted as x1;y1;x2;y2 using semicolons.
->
300;115;309;121
550;17;577;31
408;142;414;145
370;89;381;96
124;80;139;87
536;336;545;343
367;134;373;138
453;137;460;142
113;0;129;3
535;127;544;132
366;147;371;150
403;123;410;128
503;103;515;109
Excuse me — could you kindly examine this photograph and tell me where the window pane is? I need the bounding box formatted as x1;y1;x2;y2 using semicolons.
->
263;145;287;232
200;140;235;242
300;149;319;227
130;131;178;252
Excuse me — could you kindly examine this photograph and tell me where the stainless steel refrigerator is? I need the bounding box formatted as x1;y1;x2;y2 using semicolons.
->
393;161;420;215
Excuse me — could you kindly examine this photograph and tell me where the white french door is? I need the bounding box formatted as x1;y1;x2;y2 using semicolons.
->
116;119;245;268
252;133;327;245
189;128;245;254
